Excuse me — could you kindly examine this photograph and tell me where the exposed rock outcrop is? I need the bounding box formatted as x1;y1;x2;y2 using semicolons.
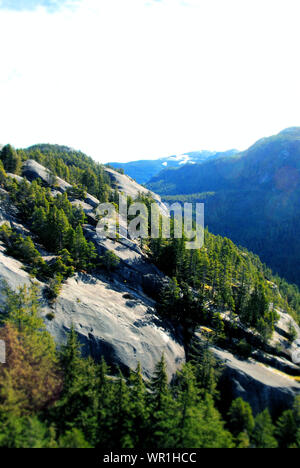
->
84;193;100;208
0;249;185;380
6;173;24;183
84;224;166;299
71;200;98;225
213;345;300;416
22;159;101;210
0;189;17;225
104;167;170;217
22;159;72;192
45;272;184;380
195;310;300;416
0;247;33;303
220;308;300;359
271;309;300;360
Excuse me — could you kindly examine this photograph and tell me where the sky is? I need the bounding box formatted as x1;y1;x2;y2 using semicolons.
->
1;0;300;163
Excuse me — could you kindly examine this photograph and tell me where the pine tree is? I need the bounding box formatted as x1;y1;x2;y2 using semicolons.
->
188;338;220;398
81;168;98;195
58;428;91;448
251;409;278;448
196;394;234;448
227;397;255;438
59;325;83;393
70;225;96;270
150;354;169;411
275;409;297;448
235;431;251;448
234;267;250;316
31;206;47;241
101;250;120;272
111;370;134;448
158;278;180;320
0;160;7;186
0;145;22;174
96;358;115;448
175;362;201;447
242;282;269;328
147;354;178;447
129;363;148;447
187;249;202;289
0;414;50;448
55;327;99;444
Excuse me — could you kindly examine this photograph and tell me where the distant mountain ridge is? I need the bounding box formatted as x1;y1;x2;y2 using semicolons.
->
108;149;238;184
147;128;300;195
145;128;300;286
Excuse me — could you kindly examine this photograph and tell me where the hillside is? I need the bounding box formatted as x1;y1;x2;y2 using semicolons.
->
147;128;300;287
0;143;299;448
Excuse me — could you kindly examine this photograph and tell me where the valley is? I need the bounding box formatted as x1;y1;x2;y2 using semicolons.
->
145;128;300;287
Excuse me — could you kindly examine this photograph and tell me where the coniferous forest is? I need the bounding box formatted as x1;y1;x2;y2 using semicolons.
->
0;144;299;449
0;284;299;449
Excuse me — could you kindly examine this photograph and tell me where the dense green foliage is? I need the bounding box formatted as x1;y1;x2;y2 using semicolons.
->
149;226;299;343
147;128;300;287
1;142;299;327
0;178;97;291
0;284;298;448
0;142;299;448
0;143;112;202
0;144;118;296
0;145;22;175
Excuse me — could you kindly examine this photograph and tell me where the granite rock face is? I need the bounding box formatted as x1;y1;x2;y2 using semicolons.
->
0;247;34;304
6;173;24;183
22;159;72;192
44;272;185;380
195;309;300;416
271;310;300;360
22;159;100;209
0;248;185;380
83;224;166;299
209;342;300;416
84;193;100;208
104;167;170;217
71;200;98;225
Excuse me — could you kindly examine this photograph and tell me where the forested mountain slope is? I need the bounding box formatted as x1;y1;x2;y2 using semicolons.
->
147;128;300;286
0;143;299;448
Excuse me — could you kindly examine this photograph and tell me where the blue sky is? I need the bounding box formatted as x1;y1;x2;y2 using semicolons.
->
1;0;300;162
0;0;78;12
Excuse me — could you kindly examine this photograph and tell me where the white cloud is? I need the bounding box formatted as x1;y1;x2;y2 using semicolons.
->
0;0;300;162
